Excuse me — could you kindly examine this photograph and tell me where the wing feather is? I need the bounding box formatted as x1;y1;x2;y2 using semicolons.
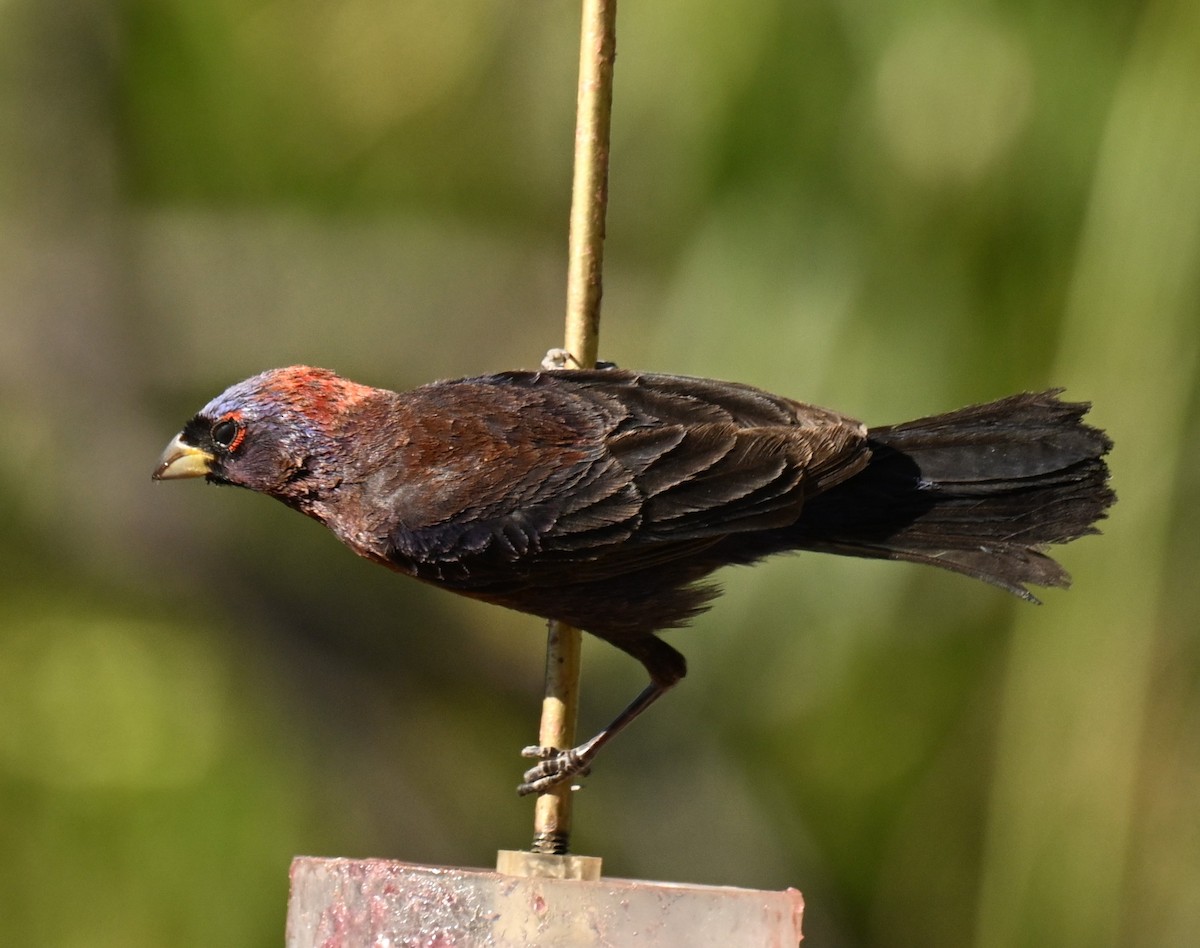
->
377;370;869;585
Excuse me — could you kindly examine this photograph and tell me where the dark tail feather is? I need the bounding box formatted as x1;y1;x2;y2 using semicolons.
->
791;390;1115;600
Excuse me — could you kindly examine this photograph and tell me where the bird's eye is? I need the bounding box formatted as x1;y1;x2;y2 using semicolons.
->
211;418;241;449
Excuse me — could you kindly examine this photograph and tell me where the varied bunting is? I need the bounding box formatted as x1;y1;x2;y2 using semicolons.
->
155;366;1114;793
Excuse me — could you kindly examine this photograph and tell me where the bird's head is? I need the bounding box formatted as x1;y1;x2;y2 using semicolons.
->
153;366;376;505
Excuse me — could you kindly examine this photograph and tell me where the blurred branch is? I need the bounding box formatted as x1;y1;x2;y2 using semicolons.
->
975;2;1200;944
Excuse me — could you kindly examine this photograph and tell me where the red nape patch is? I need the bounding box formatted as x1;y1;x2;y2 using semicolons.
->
266;366;377;418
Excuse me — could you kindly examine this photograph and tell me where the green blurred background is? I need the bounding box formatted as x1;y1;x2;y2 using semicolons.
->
2;0;1198;944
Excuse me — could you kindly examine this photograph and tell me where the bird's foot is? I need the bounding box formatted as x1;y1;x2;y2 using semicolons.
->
517;744;594;796
541;348;577;370
540;349;618;371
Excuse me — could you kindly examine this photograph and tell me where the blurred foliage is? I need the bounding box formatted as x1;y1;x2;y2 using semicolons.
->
1;0;1198;945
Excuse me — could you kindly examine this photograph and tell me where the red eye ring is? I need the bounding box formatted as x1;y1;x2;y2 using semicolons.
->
211;416;246;452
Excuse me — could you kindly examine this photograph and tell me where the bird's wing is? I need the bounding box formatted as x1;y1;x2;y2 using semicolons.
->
377;370;869;583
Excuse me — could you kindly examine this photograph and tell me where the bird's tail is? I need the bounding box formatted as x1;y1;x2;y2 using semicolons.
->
789;390;1115;600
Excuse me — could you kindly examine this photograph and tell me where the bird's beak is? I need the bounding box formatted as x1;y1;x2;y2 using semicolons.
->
153;434;214;481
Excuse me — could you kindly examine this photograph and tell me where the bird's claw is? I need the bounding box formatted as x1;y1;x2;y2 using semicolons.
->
541;349;578;370
540;349;618;371
517;745;592;796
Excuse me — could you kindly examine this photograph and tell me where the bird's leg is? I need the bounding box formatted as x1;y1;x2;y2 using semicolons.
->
517;680;672;796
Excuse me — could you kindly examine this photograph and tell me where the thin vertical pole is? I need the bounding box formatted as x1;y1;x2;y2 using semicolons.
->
562;0;616;373
530;0;617;857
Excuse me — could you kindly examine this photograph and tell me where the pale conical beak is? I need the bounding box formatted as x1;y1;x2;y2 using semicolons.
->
153;434;214;481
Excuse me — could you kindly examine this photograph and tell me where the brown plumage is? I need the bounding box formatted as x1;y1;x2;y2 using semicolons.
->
154;366;1114;792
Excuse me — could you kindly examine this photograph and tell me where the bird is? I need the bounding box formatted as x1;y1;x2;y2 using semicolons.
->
154;365;1114;794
